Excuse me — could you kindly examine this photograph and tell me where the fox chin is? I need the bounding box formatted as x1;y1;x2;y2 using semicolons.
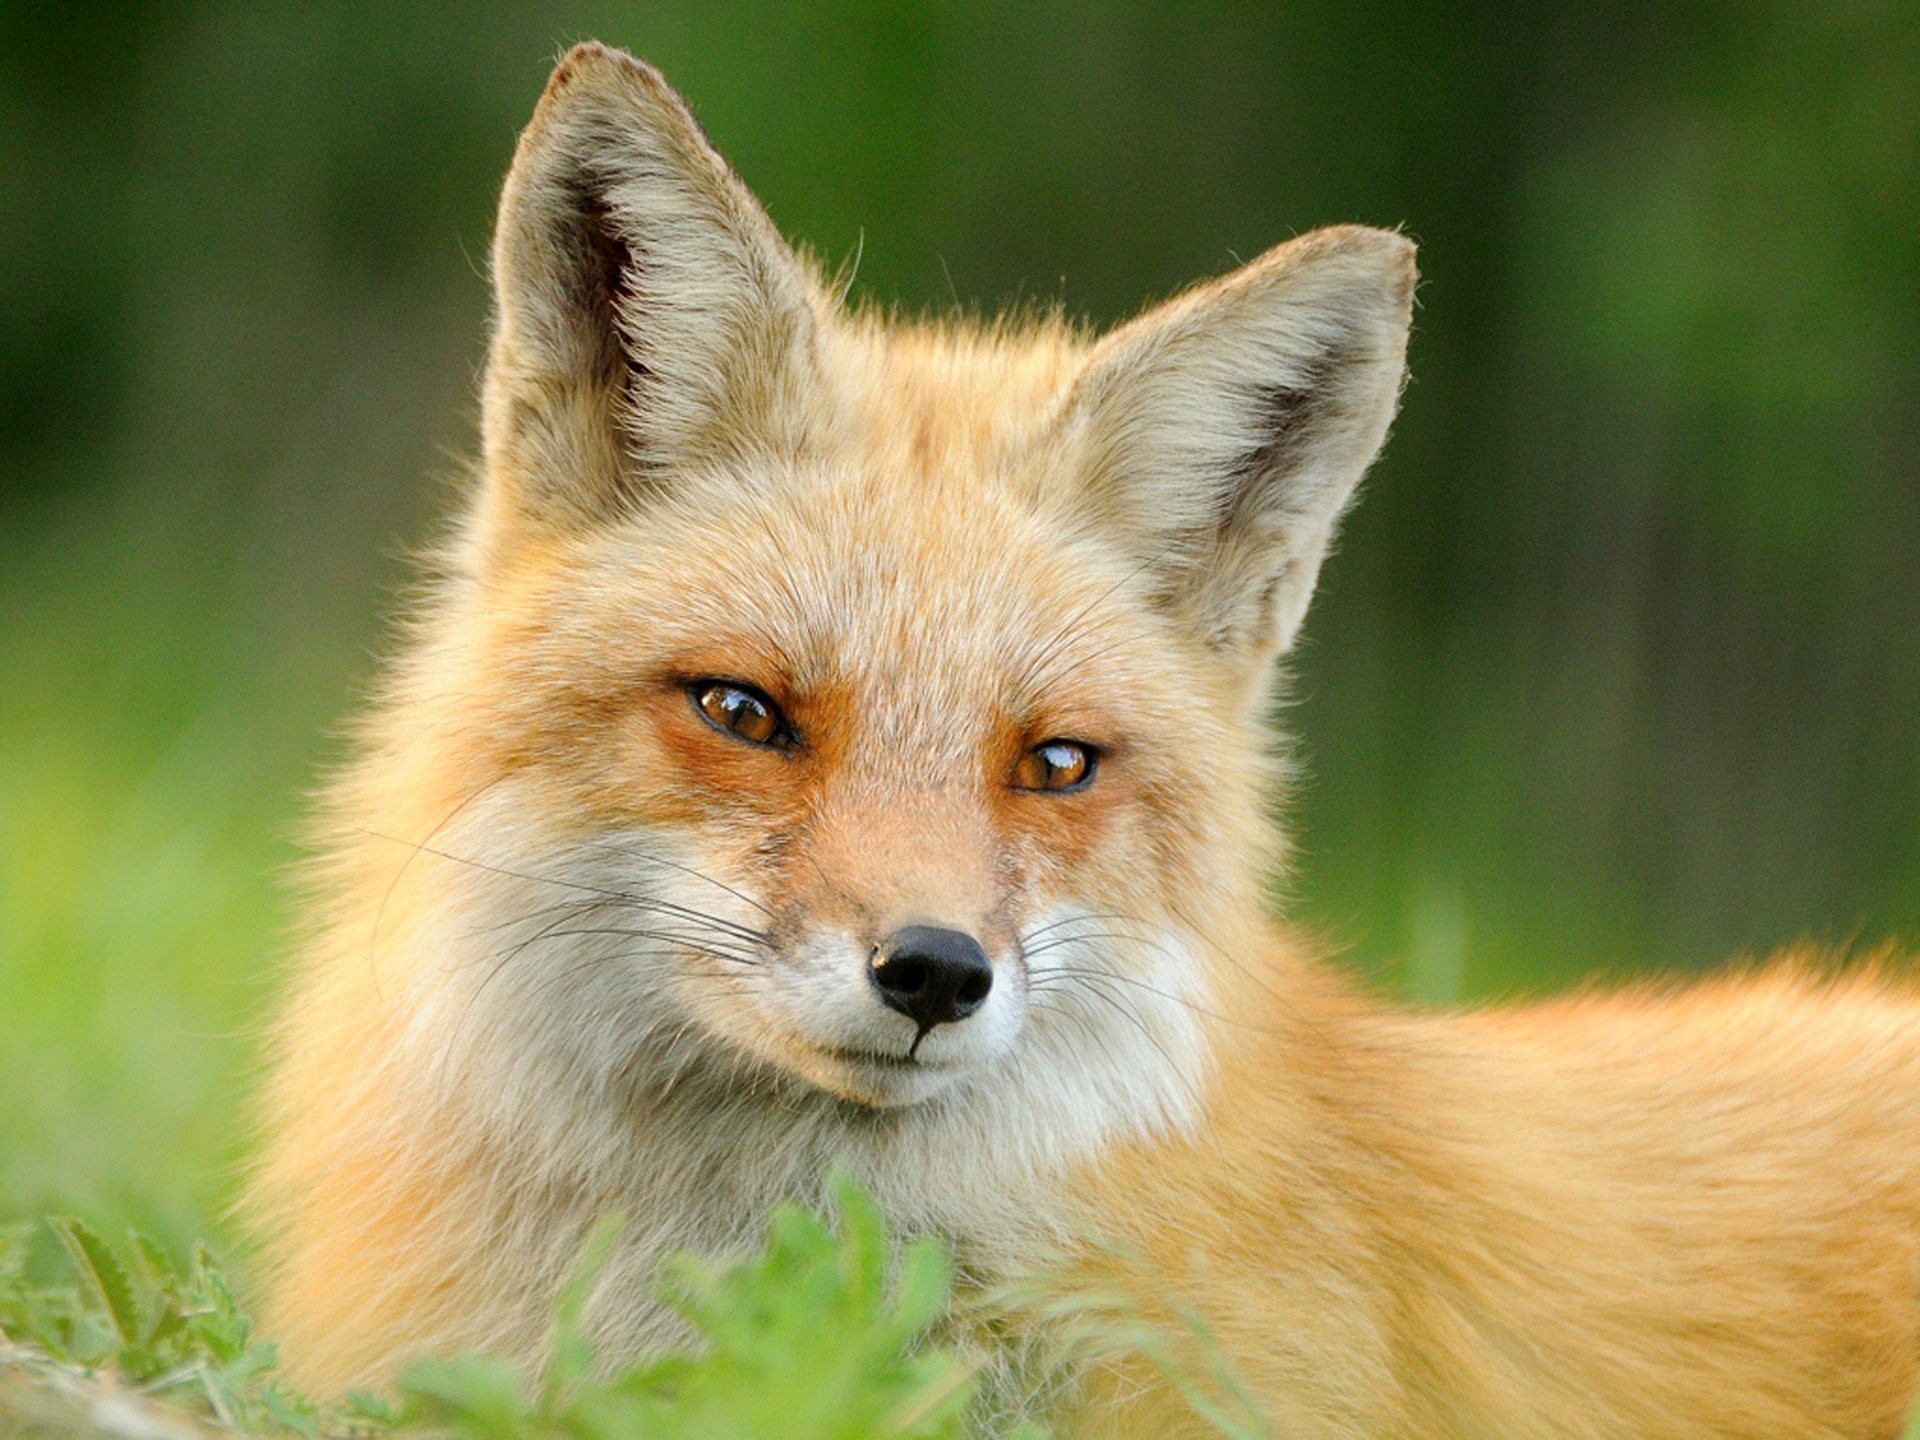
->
252;41;1920;1440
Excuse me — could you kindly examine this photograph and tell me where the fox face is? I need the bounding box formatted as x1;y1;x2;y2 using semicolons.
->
448;452;1239;1121
399;44;1410;1137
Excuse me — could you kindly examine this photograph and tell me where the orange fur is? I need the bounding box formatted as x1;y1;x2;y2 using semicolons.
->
254;43;1920;1436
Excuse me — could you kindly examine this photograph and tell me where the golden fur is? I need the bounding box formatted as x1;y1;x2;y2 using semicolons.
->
255;43;1920;1437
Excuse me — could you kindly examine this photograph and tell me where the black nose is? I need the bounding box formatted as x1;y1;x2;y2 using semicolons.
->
870;925;994;1032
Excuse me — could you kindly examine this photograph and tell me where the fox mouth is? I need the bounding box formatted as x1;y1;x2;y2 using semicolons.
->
819;1044;944;1070
784;1040;977;1109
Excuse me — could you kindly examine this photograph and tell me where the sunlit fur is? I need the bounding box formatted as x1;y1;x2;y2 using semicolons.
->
255;43;1920;1438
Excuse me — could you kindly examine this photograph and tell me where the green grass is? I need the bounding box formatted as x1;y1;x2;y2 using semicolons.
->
0;1178;1060;1439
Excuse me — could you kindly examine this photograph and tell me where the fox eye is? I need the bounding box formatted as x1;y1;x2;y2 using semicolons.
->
691;681;787;747
1014;739;1097;793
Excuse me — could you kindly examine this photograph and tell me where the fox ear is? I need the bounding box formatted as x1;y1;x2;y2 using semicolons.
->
1059;226;1414;668
478;43;818;538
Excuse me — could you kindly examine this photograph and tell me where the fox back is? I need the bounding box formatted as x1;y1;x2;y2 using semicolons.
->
256;44;1920;1438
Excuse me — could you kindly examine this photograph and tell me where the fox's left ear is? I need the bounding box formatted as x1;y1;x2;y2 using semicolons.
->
1058;226;1414;668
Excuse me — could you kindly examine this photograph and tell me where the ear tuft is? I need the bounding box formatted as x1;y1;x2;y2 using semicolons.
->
478;44;820;543
1059;225;1415;669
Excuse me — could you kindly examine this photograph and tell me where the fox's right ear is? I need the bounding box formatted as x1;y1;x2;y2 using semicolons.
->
1052;226;1414;680
477;43;819;544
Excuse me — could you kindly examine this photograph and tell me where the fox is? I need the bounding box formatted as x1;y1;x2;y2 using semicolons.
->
253;40;1920;1439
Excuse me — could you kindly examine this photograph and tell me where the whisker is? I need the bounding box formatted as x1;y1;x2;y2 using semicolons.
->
1036;956;1275;1033
1019;911;1145;944
456;904;770;1052
1033;632;1148;694
358;829;772;944
578;898;771;948
457;893;603;942
530;926;768;970
1023;915;1343;1053
1035;973;1215;1127
455;895;607;1035
1026;994;1111;1057
581;837;777;920
363;777;510;990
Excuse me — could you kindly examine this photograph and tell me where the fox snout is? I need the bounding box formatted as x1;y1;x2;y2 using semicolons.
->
870;924;995;1038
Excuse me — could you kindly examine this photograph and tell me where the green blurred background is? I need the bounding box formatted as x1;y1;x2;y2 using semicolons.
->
2;1;1916;1250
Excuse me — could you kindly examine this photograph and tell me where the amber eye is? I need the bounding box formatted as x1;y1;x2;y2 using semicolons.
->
1014;739;1097;792
691;681;787;747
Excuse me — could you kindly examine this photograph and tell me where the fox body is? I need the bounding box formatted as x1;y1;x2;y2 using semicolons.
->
256;43;1920;1438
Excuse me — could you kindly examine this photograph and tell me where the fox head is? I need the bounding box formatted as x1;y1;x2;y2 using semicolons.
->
330;44;1411;1170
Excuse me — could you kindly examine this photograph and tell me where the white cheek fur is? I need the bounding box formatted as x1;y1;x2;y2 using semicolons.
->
1014;904;1214;1145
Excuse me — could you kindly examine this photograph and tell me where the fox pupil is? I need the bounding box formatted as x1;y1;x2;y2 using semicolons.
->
1018;739;1094;792
694;681;782;746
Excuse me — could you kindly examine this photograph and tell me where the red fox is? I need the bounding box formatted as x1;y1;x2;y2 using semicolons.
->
255;42;1920;1438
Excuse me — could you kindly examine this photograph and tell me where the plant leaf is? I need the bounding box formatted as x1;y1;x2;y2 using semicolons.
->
48;1217;145;1349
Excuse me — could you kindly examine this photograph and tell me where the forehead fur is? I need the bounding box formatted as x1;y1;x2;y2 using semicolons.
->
485;307;1203;689
487;318;1221;718
827;310;1093;486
